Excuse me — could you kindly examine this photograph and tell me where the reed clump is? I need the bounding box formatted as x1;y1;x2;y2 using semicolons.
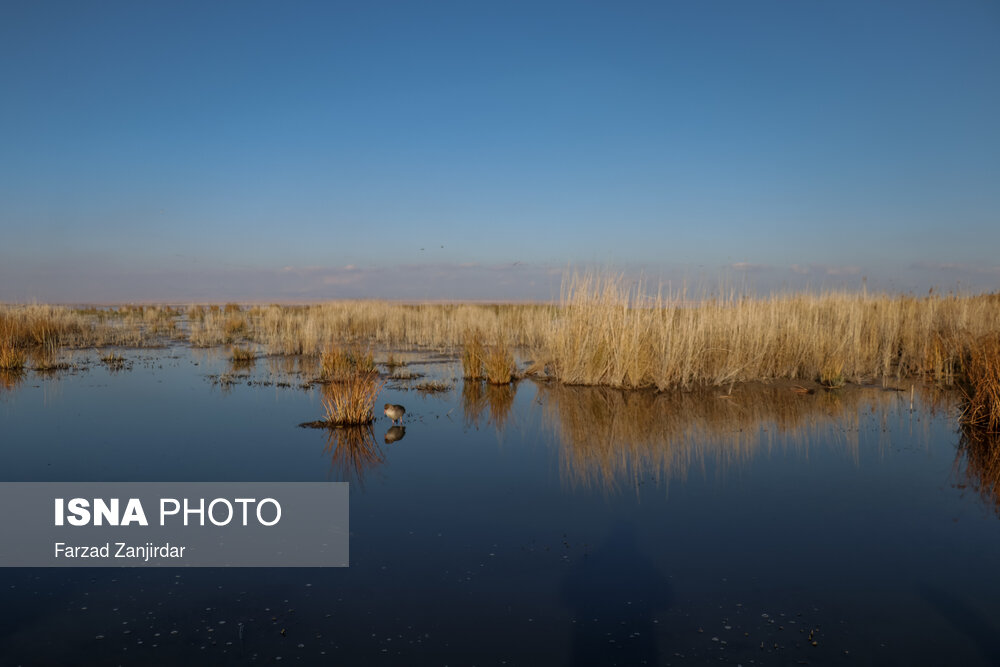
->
482;337;516;384
230;346;257;363
0;342;27;371
415;379;451;393
461;330;485;379
30;343;66;371
320;345;375;381
100;351;127;370
959;333;1000;434
321;371;385;426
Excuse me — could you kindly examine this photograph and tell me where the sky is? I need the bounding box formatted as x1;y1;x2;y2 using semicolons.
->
1;0;998;302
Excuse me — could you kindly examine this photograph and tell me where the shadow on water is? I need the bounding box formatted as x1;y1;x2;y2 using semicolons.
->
560;520;672;666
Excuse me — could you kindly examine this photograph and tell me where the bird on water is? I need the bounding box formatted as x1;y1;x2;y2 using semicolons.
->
384;403;405;424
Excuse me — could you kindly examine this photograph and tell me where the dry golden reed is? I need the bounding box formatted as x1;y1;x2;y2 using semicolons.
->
0;342;27;371
534;272;999;390
959;333;1000;434
4;272;999;393
321;371;385;425
320;345;375;381
230;346;257;363
461;330;485;379
482;336;516;385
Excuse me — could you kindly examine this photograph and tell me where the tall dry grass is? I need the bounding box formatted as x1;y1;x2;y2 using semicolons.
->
461;330;485;379
5;272;999;393
959;333;1000;434
320;345;375;381
320;371;385;425
533;272;1000;390
0;342;27;371
1;304;168;349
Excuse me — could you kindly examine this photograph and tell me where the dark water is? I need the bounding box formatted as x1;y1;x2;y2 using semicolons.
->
1;349;998;666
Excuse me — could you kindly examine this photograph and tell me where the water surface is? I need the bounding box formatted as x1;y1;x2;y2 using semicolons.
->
1;348;998;666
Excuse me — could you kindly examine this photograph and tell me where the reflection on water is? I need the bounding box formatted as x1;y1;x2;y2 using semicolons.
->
384;425;406;444
2;348;1000;666
462;380;516;432
0;369;25;392
958;426;1000;514
229;357;256;373
538;383;936;494
321;425;383;489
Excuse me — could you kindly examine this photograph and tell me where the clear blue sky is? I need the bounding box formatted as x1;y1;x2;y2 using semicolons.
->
1;0;998;301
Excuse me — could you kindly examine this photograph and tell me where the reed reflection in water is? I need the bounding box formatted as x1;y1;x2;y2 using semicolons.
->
462;380;516;432
957;427;1000;515
321;425;384;490
537;383;934;495
0;369;25;392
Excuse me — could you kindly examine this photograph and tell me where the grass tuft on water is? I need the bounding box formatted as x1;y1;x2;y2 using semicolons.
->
0;342;27;371
321;371;385;426
230;346;257;363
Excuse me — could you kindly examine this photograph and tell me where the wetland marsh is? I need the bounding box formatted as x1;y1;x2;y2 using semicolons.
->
1;287;999;665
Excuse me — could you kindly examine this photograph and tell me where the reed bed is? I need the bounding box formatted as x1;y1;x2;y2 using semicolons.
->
959;333;1000;434
4;272;999;393
534;273;1000;390
1;304;167;349
320;371;385;425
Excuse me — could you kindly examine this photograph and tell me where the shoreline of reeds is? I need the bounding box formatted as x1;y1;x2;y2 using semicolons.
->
3;272;999;393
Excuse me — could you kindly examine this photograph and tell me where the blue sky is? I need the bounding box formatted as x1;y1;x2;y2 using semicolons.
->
1;0;998;301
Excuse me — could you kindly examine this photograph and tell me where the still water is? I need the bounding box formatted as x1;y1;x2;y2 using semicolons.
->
0;348;998;666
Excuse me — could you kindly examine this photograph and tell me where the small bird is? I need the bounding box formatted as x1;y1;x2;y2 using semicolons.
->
384;403;405;424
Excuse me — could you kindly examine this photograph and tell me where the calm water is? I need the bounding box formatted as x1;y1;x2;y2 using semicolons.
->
1;348;998;666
